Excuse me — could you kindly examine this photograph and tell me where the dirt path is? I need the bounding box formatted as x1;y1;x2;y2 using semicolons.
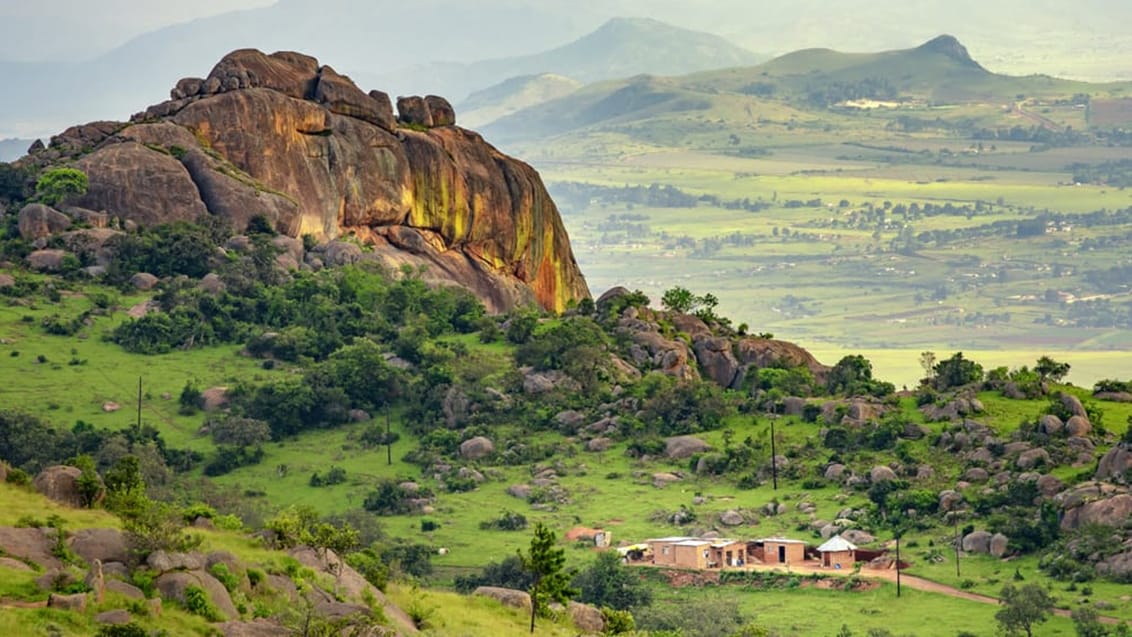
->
645;561;1130;626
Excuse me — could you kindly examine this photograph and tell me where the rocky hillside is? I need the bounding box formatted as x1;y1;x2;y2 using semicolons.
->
14;49;589;313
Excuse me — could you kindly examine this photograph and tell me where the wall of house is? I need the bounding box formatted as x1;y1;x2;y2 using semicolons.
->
823;549;855;569
673;544;707;569
763;542;806;564
651;542;678;566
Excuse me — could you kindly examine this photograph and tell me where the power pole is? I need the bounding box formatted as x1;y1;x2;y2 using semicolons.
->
895;533;902;598
954;513;961;578
136;376;143;429
385;405;393;466
768;415;778;491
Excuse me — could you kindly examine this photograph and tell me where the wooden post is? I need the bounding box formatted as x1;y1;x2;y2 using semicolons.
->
769;416;778;491
385;405;393;466
895;534;902;597
954;513;961;578
136;377;142;429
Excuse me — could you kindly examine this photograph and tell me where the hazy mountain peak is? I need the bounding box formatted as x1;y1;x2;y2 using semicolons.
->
916;34;983;69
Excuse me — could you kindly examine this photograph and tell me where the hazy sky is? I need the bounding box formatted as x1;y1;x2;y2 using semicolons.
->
0;0;276;61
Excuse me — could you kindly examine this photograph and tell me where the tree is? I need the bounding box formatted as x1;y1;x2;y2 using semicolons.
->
35;167;88;206
918;351;937;384
519;523;576;633
1071;606;1109;637
995;583;1054;637
661;286;696;314
932;352;984;390
572;551;652;611
1034;356;1071;384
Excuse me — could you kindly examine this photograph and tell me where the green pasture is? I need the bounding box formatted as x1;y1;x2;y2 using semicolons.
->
0;287;273;449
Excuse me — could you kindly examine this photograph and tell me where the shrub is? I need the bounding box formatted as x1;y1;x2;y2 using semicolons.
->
209;562;241;593
96;623;148;637
479;511;528;531
184;584;223;621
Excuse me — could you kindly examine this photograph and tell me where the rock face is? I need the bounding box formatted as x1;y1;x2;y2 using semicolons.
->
33;465;84;507
21;49;588;313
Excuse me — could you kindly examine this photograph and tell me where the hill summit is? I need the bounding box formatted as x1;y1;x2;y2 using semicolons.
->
18;49;590;313
915;34;984;70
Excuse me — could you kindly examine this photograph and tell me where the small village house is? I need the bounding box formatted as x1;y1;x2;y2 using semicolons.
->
817;535;858;569
752;538;806;565
647;537;746;569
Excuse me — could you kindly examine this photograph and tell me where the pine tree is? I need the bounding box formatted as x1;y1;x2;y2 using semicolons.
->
518;522;577;633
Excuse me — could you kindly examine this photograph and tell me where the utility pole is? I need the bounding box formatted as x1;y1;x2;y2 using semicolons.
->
768;415;778;491
895;532;902;598
954;513;962;578
136;376;143;429
385;405;393;466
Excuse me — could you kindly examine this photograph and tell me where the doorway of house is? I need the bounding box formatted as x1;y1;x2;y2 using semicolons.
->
778;546;786;563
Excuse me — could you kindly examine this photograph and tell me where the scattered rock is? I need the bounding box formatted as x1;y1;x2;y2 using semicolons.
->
664;436;710;460
506;484;532;500
459;436;494;460
869;465;897;483
824;464;847;481
1039;414;1064;435
554;410;586;433
719;510;744;526
1061;493;1132;530
474;586;531;611
95;609;132;625
939;490;963;512
1066;415;1092;437
47;592;87;612
962;530;993;554
1016;448;1051;470
147;550;205;573
1036;474;1065;497
1059;393;1088;419
568;600;605;633
33;465;85;507
397;96;433;127
585;438;612;452
69;528;129;565
652;473;682;488
18;204;72;240
963;468;989;483
102;402;121;412
155;570;238;620
841;530;875;545
105;580;146;600
989;533;1010;558
27;249;70;272
1095;445;1132;484
0;557;32;571
129;272;159;290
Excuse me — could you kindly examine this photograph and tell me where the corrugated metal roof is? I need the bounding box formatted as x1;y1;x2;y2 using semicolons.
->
817;535;858;552
758;537;808;544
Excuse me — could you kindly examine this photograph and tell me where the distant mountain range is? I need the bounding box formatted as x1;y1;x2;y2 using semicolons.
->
483;35;1126;145
3;0;1132;140
0;11;756;140
363;17;763;105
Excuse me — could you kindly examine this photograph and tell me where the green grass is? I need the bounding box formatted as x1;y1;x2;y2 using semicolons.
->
0;286;280;449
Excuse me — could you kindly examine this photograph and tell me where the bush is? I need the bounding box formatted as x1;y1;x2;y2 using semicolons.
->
184;584;223;621
479;511;528;531
209;563;241;593
96;623;148;637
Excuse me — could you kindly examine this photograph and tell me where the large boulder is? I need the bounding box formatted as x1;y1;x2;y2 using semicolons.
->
397;96;433;127
665;436;710;460
25;48;589;314
68;529;129;565
33;465;84;507
1096;445;1132;484
27;249;70;272
1065;415;1092;437
18;203;72;240
962;530;993;554
424;95;456;127
719;510;744;526
1061;493;1132;530
869;466;898;483
693;337;741;388
459;436;495;460
1059;393;1088;419
474;586;531;611
989;533;1010;558
147;550;206;573
1016;448;1051;470
155;570;239;620
314;66;395;130
0;527;62;570
568;601;605;634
